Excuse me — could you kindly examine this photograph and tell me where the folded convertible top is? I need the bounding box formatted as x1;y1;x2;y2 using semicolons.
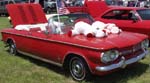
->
7;3;47;27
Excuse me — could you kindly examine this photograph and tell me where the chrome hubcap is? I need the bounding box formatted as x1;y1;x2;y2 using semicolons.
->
72;62;83;77
70;58;85;80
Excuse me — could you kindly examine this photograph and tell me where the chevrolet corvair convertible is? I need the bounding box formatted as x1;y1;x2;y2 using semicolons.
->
1;4;149;81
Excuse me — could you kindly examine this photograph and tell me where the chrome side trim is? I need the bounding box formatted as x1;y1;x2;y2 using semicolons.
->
96;50;149;72
18;50;62;67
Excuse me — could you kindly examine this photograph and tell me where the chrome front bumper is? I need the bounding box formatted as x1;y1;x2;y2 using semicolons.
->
96;50;149;72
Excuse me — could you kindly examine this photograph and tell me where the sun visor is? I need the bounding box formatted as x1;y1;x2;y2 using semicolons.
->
85;1;109;18
6;3;47;27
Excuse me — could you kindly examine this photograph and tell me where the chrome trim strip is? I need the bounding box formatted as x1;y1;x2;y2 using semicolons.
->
96;50;149;72
18;50;62;67
3;32;101;51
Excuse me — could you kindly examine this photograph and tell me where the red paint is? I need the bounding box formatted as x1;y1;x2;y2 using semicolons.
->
6;3;47;27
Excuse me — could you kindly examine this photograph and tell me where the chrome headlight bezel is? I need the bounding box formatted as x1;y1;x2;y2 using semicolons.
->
141;39;149;49
101;50;119;64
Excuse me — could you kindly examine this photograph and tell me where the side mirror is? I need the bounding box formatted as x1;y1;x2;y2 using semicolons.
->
131;16;138;22
131;13;139;22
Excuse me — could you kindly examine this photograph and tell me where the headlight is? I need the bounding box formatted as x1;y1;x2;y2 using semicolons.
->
101;50;119;63
141;39;149;49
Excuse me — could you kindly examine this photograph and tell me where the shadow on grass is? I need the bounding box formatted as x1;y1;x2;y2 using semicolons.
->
15;53;149;83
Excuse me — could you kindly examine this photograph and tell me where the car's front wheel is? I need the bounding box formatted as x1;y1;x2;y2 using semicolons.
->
69;56;91;81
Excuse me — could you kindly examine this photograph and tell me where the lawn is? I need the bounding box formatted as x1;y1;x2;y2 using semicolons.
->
0;17;150;83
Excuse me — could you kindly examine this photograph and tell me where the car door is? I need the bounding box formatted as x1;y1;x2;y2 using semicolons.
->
27;30;63;63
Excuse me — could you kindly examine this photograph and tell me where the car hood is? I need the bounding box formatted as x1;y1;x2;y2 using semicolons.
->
59;32;147;51
6;3;47;27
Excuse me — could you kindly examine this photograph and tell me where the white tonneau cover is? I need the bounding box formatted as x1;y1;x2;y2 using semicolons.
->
15;23;48;31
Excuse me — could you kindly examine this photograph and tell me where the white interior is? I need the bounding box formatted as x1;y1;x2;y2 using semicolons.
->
15;23;48;31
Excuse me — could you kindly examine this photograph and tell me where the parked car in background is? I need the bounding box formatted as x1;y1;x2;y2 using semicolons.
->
95;6;150;39
0;0;26;16
1;3;149;81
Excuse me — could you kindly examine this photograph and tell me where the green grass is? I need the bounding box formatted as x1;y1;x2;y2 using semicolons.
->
0;17;150;83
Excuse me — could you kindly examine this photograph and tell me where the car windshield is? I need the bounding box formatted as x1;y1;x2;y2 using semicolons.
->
137;9;150;20
48;13;94;34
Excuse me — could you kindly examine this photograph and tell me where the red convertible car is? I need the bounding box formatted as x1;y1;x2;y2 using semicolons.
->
1;3;149;81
